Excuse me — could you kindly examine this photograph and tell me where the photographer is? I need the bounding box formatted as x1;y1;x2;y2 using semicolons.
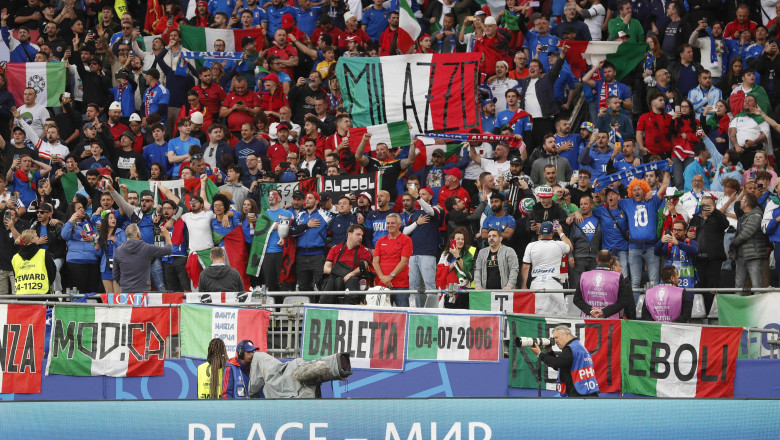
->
321;225;373;305
529;325;600;398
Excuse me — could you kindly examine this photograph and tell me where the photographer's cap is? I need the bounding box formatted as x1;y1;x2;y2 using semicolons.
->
540;221;553;235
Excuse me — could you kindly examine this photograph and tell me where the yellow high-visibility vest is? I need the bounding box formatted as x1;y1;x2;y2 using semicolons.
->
197;362;223;399
12;249;49;295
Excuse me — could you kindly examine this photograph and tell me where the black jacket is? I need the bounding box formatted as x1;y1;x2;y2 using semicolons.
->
29;220;66;260
199;264;245;293
688;209;730;260
14;245;57;294
518;56;564;119
70;51;113;109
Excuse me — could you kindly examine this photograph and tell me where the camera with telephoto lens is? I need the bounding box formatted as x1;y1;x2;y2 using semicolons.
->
516;337;554;348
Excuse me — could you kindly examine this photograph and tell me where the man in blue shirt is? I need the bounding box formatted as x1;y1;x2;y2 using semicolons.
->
578;131;618;183
143;69;170;125
364;190;393;248
233;122;268;173
402;187;443;308
554;119;582;171
582;61;633;115
243;0;267;27
481;98;499;133
166;119;201;177
328;196;358;246
362;0;389;41
619;170;671;301
523;15;560;72
593;187;630;279
7;154;51;207
291;192;332;292
481;192;516;244
294;0;321;37
265;0;298;38
142;123;170;176
260;189;294;291
1;25;39;63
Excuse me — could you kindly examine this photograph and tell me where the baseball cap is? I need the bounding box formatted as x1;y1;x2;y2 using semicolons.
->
190;111;204;125
292;190;305;199
129;113;142;122
509;156;523;166
143;69;160;80
358;192;373;203
320;191;334;202
431;148;445;157
617;31;628;39
82;121;95;130
276;121;292;131
484;16;497;26
540;221;553;235
241;35;256;47
282;13;294;28
518;197;535;216
489;191;506;202
536;186;554;198
264;73;280;84
474;10;486;16
443;168;462;180
237;340;258;354
481;97;497;107
580;121;595;132
109;101;122;111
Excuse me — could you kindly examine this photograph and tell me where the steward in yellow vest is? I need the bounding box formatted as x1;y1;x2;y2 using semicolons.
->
197;338;228;399
11;230;57;295
197;362;224;399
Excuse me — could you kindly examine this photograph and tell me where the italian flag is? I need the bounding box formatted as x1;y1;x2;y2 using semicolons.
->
0;305;45;393
6;62;67;107
620;321;742;398
563;41;649;81
46;306;170;377
507;316;622;393
180;24;265;52
407;312;500;362
412;138;463;172
180;304;270;359
470;291;566;316
398;0;421;53
60;169;112;202
348;121;412;153
717;293;780;358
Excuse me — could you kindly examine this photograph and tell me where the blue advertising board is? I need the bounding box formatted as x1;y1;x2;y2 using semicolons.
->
1;399;779;439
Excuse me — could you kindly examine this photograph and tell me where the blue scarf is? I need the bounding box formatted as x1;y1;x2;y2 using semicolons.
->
706;28;718;64
181;51;244;61
593;160;671;189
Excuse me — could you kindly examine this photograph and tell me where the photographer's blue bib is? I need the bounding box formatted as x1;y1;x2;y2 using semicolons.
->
557;340;599;397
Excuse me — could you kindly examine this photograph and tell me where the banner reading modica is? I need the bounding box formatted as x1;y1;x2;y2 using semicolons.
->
302;305;407;370
336;53;481;133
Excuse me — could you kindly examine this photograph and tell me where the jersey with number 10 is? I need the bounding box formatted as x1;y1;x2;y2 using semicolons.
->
619;196;662;244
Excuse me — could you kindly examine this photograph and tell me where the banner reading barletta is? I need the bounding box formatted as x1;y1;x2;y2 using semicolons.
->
0;305;46;393
302;305;407;370
506;316;622;393
717;293;780;358
336;53;481;133
46;306;170;377
407;310;501;362
180;304;270;358
620;320;741;398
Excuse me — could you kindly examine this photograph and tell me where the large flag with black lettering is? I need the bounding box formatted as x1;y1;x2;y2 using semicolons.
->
506;316;622;393
179;304;270;358
620;320;742;397
336;53;481;133
46;306;171;377
717;293;780;358
0;305;46;393
302;305;408;370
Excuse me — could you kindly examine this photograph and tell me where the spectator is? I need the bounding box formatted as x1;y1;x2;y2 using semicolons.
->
221;77;262;137
574;250;634;319
337;12;370;50
579;131;618;183
568;195;602;290
291;193;332;291
637;92;673;157
689;196;729;311
142;69;169;126
167;119;201;177
595;97;635;142
670;45;703;99
198;247;245;293
608;0;644;43
724;4;757;40
689;20;726;84
583;61;633;116
519;221;569;291
731;193;768;288
642;266;692;322
112;222;172;292
473;16;513;78
729;95;770;169
439;226;475;308
321;224;373;304
400;187;442;308
517;46;567;149
530;136;573;185
654;218;698;290
372;213;413;306
661;2;687;62
355;133;416;199
688;70;722;124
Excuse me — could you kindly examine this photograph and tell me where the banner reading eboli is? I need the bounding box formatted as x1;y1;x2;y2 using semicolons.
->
621;320;742;398
407;309;501;362
46;306;170;377
507;316;622;393
302;305;407;370
717;293;780;358
336;53;481;133
0;304;46;393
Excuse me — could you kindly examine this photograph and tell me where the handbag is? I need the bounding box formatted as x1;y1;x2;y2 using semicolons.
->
365;286;392;307
331;243;359;278
436;253;460;289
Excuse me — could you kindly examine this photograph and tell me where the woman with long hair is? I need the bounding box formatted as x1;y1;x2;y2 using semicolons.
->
671;99;701;189
97;211;127;294
12;229;57;295
210;193;251;290
327;76;342;115
705;99;732;154
199;338;228;399
240;198;260;245
438;227;476;309
61;201;102;293
149;162;168;181
717;57;743;92
743;150;778;186
254;111;271;143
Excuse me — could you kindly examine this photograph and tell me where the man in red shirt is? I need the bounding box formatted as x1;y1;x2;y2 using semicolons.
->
268;122;299;170
311;15;342;49
337;12;371;50
472;16;513;77
378;10;400;56
373;213;413;307
107;102;130;143
326;114;359;173
282;13;310;45
219;76;263;137
266;28;299;79
193;66;226;122
301;115;327;158
438;168;471;210
724;4;757;40
322;224;373;304
636;92;673;157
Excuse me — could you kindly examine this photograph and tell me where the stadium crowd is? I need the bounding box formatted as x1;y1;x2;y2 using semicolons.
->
2;0;780;319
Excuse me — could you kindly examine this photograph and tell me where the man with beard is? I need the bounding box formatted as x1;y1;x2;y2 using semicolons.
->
1;21;39;63
364;190;393;249
355;133;417;199
291;193;332;292
289;72;327;127
473;16;512;77
481;98;499;133
689;20;725;83
378;11;401;56
192;67;226;122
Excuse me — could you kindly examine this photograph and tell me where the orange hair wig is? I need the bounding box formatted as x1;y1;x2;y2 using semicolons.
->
627;178;651;195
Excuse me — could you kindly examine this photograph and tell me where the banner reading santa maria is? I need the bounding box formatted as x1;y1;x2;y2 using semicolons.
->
507;315;622;393
621;320;741;398
302;305;407;370
179;304;270;358
406;309;501;362
336;53;481;133
46;306;170;377
0;305;46;393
